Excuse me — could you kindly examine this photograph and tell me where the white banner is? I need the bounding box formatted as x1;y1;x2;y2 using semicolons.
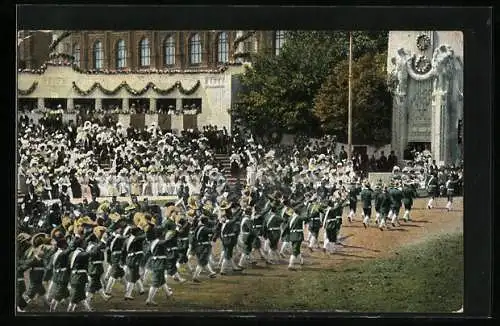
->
367;172;393;186
145;114;158;128
118;114;131;129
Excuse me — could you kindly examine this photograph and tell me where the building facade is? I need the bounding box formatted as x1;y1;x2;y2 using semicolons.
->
17;30;52;70
17;30;287;132
52;30;283;71
387;31;463;165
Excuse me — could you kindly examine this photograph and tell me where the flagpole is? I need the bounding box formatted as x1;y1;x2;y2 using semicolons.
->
347;31;353;160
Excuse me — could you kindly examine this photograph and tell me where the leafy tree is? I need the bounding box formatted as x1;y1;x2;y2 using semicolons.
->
234;31;389;139
313;51;392;146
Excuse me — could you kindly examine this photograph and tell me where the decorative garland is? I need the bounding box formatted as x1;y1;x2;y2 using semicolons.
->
72;80;201;96
18;62;241;75
411;55;432;74
18;81;38;96
416;34;431;52
48;52;75;62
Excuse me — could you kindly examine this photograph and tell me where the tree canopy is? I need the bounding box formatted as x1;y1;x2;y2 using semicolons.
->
313;51;392;146
234;31;391;143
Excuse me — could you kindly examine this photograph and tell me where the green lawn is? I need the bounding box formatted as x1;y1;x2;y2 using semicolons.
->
239;232;464;312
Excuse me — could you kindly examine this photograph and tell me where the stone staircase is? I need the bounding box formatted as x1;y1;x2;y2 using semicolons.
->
214;153;246;194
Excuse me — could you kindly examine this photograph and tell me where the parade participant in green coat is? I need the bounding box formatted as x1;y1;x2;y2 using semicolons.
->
322;195;344;253
306;196;324;252
66;237;95;312
163;226;187;284
237;206;257;269
388;181;404;227
104;226;127;296
278;197;293;258
175;215;191;273
186;202;201;273
378;185;392;231
218;201;244;275
445;175;458;212
402;181;417;221
17;233;32;312
103;212;123;282
42;229;60;303
250;204;268;261
85;226;111;306
347;181;362;222
145;227;173;306
264;195;284;263
427;172;439;209
48;237;75;312
360;181;374;228
122;225;147;300
192;215;217;282
287;207;310;270
22;233;52;309
262;191;282;255
137;213;157;285
374;181;383;224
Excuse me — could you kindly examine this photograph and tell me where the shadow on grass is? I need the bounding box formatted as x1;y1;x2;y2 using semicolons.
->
337;234;355;242
332;252;377;259
337;243;381;253
412;220;430;223
241;272;265;277
386;228;409;232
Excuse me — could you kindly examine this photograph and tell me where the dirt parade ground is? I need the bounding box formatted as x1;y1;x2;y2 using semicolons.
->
23;197;463;313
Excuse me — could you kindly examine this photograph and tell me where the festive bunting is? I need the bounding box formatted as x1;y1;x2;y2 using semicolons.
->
18;81;38;96
72;80;201;97
18;62;240;75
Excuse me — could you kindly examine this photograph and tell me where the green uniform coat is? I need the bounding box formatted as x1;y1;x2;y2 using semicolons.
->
24;255;47;299
86;240;107;293
402;185;417;209
50;246;73;301
220;217;239;260
123;233;146;283
148;238;168;288
68;248;92;304
193;223;214;266
379;192;392;217
322;202;343;243
264;210;283;250
108;234;126;279
238;215;256;255
360;187;374;216
389;187;403;216
288;213;310;255
176;220;191;264
307;202;323;237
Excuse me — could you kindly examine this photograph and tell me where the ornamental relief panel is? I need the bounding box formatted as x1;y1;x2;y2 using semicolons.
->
407;79;433;141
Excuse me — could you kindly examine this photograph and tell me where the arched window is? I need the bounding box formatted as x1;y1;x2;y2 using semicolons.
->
116;39;127;69
189;33;202;65
139;38;150;67
217;32;229;63
72;43;80;67
93;40;103;70
163;36;175;66
275;30;286;55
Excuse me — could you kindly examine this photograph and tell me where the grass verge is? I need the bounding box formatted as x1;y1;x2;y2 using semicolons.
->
238;232;464;312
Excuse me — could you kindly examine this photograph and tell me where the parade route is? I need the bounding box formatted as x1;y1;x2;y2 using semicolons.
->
24;197;463;313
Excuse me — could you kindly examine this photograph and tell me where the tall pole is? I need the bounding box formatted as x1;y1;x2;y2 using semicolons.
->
347;31;353;160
